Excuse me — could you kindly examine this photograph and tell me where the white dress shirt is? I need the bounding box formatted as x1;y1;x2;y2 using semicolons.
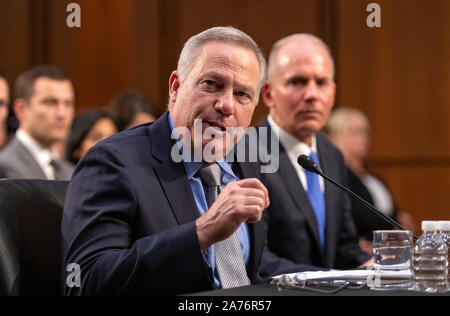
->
361;174;395;216
267;115;324;192
15;129;57;180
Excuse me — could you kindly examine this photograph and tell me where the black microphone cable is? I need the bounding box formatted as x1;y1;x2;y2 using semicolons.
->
297;154;418;241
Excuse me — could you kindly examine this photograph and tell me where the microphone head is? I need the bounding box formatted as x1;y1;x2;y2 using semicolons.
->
297;154;320;174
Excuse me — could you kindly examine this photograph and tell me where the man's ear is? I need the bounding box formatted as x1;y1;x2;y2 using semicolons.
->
13;98;26;121
261;82;275;109
168;71;181;103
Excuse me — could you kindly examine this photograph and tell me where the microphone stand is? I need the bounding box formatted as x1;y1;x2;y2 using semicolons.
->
316;169;418;241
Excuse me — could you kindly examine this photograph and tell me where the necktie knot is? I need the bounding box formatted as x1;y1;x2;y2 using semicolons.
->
49;159;66;180
197;163;221;208
197;163;221;188
50;159;60;170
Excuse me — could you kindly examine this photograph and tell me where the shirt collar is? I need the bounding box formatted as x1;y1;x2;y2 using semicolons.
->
16;128;56;166
267;114;318;157
167;113;239;183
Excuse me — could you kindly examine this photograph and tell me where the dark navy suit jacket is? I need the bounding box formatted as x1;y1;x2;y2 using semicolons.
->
61;112;271;295
259;120;371;269
62;112;309;296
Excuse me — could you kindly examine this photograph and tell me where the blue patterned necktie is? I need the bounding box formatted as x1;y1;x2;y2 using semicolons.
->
305;152;326;250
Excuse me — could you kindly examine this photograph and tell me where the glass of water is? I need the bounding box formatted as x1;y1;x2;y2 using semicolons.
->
372;230;413;290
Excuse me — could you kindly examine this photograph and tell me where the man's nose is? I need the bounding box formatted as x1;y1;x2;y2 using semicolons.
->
304;81;319;102
56;102;71;118
215;89;234;115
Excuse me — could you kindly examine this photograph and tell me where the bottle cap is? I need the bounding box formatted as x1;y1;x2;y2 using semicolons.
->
438;221;450;231
422;221;439;231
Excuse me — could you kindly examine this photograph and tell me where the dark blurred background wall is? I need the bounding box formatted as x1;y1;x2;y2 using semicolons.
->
1;0;449;234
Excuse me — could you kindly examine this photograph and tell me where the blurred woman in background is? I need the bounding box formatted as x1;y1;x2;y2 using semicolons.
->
107;90;159;131
326;107;416;254
66;109;118;165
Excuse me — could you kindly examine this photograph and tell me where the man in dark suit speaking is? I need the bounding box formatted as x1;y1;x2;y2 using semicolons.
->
259;34;372;269
61;26;274;295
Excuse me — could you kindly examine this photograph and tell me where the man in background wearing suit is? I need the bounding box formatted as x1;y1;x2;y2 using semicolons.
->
0;65;75;180
61;26;307;296
260;34;372;269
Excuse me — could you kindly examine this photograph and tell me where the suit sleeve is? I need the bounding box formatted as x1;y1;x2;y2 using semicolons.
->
61;144;212;295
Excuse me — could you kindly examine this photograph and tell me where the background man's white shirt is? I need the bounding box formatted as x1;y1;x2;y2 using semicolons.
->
267;115;324;192
15;128;57;180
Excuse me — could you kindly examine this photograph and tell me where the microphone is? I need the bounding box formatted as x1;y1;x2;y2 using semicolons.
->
297;154;418;240
297;154;321;174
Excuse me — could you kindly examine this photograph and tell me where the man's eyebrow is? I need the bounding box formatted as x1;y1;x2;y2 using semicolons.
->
287;74;330;82
234;83;255;97
41;96;58;102
201;71;225;82
287;75;307;81
201;72;256;96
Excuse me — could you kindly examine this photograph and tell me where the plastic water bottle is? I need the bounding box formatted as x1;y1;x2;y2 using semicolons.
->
412;221;448;293
439;221;450;289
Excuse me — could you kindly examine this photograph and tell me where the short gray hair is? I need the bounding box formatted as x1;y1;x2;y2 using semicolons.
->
177;26;267;93
267;33;335;81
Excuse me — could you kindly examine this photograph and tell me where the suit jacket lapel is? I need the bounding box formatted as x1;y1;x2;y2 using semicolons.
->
11;137;48;179
262;121;323;255
150;113;265;282
278;146;323;252
150;112;200;225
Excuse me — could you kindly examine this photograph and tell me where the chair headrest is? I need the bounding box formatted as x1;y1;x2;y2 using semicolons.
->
0;179;69;296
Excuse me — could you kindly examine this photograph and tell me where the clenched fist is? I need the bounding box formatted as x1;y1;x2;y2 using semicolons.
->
195;178;270;251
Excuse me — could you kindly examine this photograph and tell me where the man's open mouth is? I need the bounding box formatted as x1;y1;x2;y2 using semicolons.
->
204;121;227;132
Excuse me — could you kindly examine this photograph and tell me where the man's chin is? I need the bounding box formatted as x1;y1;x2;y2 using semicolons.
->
293;125;320;141
50;135;65;143
50;130;68;141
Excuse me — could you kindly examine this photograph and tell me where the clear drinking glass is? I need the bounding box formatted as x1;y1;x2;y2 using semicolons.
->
372;230;413;289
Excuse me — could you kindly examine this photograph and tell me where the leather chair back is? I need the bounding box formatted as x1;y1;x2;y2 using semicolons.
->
0;179;69;296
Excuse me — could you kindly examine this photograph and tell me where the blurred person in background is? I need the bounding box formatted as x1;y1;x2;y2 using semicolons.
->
326;107;416;254
107;90;159;131
66;109;118;165
0;65;75;180
0;71;10;178
0;71;10;150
